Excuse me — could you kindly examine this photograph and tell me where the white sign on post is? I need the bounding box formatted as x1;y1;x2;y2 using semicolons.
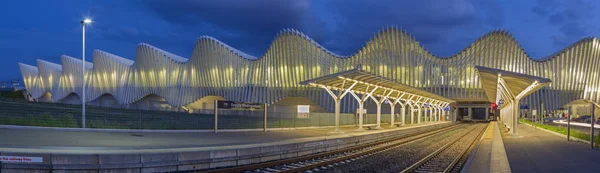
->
297;105;310;113
0;156;43;163
297;105;310;119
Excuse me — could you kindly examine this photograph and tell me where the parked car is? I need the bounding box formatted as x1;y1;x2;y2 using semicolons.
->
571;115;591;123
585;117;600;125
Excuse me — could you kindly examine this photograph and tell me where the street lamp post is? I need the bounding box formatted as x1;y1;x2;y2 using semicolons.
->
81;18;92;128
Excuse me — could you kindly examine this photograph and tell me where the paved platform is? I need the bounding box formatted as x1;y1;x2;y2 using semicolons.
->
501;123;600;173
0;122;449;154
1;122;456;172
462;121;511;173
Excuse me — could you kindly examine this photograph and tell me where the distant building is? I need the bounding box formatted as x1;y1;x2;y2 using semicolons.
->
17;28;600;114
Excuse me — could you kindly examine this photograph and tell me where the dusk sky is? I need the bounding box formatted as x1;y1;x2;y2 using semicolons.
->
1;0;598;81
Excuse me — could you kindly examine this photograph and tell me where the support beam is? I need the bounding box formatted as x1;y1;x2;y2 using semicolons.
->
417;105;422;124
334;98;341;132
403;94;414;125
389;92;405;127
368;89;390;129
431;106;436;122
349;91;365;130
429;100;439;122
320;85;357;133
349;86;378;130
401;105;406;126
410;96;422;124
408;101;415;124
418;98;430;124
435;102;444;122
438;106;443;121
390;102;396;127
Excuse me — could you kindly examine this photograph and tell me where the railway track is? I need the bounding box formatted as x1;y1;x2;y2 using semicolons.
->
196;124;464;173
400;123;488;173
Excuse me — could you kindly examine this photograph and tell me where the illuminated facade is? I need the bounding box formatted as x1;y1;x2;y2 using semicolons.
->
18;28;600;113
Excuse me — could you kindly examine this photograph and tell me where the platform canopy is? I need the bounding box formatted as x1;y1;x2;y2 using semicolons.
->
475;65;551;135
300;66;454;132
476;65;551;107
300;68;454;104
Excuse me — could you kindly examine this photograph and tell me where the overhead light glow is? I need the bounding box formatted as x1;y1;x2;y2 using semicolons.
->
82;18;93;24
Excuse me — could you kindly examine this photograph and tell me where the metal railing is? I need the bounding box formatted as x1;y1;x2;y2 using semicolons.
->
0;99;423;130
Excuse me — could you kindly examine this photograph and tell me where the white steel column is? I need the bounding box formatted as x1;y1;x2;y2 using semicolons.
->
440;103;447;121
429;100;438;122
417;105;422;124
418;98;430;124
320;81;357;132
432;106;436;122
439;102;445;121
334;99;341;131
391;93;406;127
427;107;431;122
438;106;443;121
401;106;406;125
434;105;438;121
409;102;415;124
404;95;415;125
369;89;390;129
375;100;382;128
409;96;421;124
438;102;445;121
349;86;378;130
512;99;520;135
389;102;395;127
438;106;445;122
424;107;429;122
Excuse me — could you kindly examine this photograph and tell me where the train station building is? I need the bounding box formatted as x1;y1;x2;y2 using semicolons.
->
18;28;600;126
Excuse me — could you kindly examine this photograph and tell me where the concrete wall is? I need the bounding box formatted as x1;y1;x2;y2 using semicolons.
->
37;92;52;103
185;95;227;111
269;97;328;113
59;93;80;105
127;94;172;110
88;93;119;107
185;96;329;114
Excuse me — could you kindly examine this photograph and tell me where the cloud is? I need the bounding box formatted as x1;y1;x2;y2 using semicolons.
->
532;0;596;46
316;0;500;56
531;0;560;17
483;1;504;27
140;0;317;56
139;0;504;57
548;13;564;25
551;35;570;46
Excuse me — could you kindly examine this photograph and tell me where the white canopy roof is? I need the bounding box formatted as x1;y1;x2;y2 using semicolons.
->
475;66;551;107
299;67;454;104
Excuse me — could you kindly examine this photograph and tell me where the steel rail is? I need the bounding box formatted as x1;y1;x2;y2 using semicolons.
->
199;123;463;173
399;123;488;173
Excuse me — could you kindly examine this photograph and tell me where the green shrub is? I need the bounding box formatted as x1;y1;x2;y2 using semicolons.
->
0;112;80;128
58;113;77;128
32;112;53;127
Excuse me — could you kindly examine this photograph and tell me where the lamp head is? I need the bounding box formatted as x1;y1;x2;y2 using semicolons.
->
81;18;92;25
